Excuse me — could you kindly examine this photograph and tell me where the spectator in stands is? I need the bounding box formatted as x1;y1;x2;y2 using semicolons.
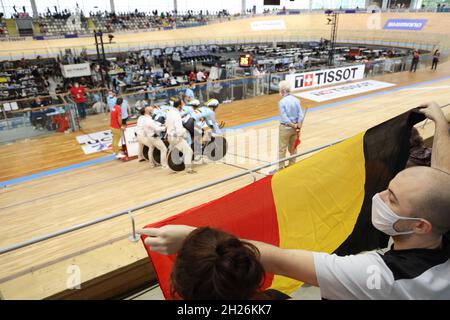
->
188;70;196;82
410;49;420;73
432;49;440;71
30;97;51;129
140;102;450;300
92;94;107;114
110;97;125;159
69;82;87;119
196;69;206;82
164;226;290;300
276;80;304;171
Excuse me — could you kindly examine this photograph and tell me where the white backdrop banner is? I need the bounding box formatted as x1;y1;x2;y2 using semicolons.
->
286;65;365;91
294;80;396;102
76;127;140;157
250;20;286;31
123;125;139;158
76;130;113;155
61;63;91;78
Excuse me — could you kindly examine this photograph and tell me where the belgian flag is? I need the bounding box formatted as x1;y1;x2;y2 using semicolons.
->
141;110;425;298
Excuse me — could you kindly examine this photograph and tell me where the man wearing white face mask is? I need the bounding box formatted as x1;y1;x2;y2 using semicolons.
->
139;102;450;300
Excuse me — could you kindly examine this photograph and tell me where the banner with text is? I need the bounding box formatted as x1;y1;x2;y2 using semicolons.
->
76;130;113;155
383;19;427;31
286;65;365;91
61;63;91;78
294;80;395;102
250;20;286;31
76;127;139;157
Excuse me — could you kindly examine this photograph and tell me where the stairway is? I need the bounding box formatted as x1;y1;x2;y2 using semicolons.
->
5;19;18;36
87;18;96;32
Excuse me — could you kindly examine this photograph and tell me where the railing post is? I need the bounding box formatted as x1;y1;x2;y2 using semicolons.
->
128;210;140;242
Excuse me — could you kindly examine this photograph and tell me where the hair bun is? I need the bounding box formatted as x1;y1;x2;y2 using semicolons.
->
215;238;241;256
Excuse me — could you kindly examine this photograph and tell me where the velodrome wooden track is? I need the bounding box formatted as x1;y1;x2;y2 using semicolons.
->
1;12;450;58
1;61;449;299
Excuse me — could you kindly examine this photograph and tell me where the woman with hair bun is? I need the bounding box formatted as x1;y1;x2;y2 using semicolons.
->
170;227;289;300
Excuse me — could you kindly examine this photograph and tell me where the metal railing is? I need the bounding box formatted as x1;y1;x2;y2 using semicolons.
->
0;138;344;255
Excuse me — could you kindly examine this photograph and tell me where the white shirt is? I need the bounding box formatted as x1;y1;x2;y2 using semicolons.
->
313;237;450;300
136;115;165;137
196;71;205;82
166;108;187;138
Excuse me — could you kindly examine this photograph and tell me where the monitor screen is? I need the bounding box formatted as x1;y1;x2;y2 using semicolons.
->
264;0;281;5
239;54;253;68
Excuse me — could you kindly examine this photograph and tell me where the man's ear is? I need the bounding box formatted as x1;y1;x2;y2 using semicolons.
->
413;219;433;235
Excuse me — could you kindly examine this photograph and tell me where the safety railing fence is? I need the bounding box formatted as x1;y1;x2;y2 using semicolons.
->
0;95;78;144
0;51;438;144
0;138;344;256
0;26;447;60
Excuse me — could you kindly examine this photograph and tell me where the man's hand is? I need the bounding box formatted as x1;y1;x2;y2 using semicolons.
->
137;225;196;255
417;102;448;125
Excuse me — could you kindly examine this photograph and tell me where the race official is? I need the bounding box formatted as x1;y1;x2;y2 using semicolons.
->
277;80;304;170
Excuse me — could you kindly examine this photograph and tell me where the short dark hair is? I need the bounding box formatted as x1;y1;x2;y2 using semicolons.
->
116;97;123;105
139;107;146;115
170;227;265;300
173;98;182;109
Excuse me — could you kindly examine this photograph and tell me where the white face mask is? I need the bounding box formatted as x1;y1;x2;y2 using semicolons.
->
371;193;422;236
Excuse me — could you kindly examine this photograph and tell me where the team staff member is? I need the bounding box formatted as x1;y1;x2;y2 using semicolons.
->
166;99;195;174
184;81;196;103
119;96;131;125
277;80;304;171
136;106;168;168
431;49;440;71
107;90;117;112
110;97;125;159
69;82;88;119
410;49;420;72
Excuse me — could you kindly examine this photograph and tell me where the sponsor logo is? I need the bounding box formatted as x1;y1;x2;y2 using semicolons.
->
383;19;427;30
295;80;395;102
290;65;364;90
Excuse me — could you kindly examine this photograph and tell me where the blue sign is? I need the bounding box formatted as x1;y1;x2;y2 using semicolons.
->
384;19;427;30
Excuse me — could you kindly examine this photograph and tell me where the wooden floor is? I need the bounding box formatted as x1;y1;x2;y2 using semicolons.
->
0;63;449;299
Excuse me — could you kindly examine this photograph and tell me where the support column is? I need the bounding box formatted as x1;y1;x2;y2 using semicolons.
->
110;0;115;13
174;0;178;14
242;0;246;14
30;0;38;18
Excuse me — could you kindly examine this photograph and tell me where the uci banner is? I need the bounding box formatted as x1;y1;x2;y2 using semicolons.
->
286;65;365;91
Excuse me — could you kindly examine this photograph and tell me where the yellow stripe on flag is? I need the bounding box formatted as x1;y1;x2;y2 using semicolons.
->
270;132;366;294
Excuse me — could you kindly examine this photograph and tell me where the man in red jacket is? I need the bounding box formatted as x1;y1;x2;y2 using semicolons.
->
69;82;87;119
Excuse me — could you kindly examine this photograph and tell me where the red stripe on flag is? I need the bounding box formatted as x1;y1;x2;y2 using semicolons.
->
141;176;279;299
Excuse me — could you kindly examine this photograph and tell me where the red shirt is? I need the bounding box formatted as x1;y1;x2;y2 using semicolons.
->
70;86;86;103
110;105;121;129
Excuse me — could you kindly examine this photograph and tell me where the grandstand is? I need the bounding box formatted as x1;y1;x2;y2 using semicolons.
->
0;0;449;303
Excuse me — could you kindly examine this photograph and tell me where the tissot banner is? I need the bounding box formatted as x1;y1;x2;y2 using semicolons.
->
286;65;365;91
